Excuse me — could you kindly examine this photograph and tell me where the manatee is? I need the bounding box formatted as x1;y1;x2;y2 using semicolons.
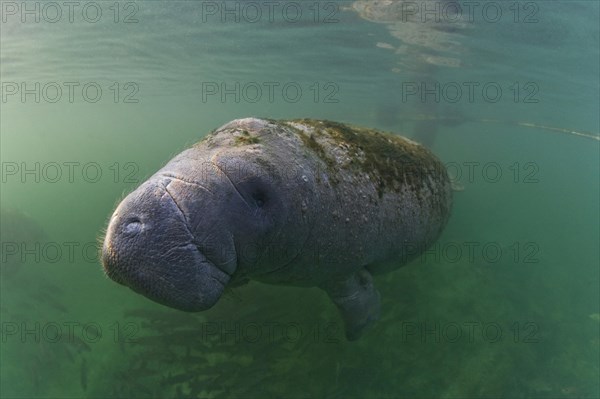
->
102;118;452;340
1;208;46;278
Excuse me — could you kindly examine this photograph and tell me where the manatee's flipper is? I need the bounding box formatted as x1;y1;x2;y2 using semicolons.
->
320;269;381;341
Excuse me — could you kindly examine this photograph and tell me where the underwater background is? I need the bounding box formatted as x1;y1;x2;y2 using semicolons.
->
1;1;599;398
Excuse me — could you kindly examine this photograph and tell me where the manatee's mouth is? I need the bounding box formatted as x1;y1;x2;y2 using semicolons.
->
102;179;231;312
122;243;230;312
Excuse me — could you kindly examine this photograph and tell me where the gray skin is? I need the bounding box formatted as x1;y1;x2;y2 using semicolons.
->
102;118;452;340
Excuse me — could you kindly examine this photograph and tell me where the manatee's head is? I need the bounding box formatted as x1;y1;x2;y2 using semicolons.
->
101;148;286;312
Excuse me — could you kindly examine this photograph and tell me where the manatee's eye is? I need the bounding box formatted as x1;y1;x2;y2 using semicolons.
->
238;176;272;210
252;190;267;207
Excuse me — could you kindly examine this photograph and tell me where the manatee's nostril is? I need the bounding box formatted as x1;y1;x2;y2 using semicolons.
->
123;219;143;235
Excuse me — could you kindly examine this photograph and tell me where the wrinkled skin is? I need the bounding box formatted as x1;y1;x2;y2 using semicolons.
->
102;118;452;340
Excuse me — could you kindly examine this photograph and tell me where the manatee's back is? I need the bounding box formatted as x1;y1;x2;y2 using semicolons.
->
201;118;451;285
276;119;453;280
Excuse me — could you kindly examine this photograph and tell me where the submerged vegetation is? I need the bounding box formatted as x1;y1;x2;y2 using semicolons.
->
86;254;599;398
1;203;597;398
2;204;597;398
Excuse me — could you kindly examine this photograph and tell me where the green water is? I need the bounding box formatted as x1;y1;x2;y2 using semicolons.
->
1;1;599;398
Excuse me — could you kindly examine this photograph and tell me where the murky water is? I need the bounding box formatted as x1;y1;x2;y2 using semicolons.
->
1;1;599;398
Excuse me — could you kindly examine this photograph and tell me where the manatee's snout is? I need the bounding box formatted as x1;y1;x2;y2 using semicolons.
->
102;177;231;312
